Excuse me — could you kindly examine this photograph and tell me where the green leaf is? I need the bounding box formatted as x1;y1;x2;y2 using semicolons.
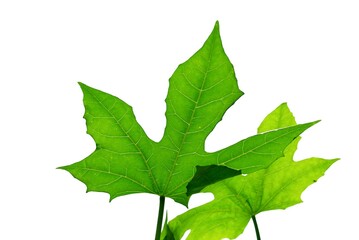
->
161;213;175;240
186;165;242;196
59;22;317;206
167;103;338;239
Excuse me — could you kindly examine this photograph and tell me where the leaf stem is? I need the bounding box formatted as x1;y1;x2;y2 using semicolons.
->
252;215;261;240
155;196;166;240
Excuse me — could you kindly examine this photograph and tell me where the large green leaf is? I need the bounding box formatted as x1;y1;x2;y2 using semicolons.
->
59;22;316;206
166;103;338;239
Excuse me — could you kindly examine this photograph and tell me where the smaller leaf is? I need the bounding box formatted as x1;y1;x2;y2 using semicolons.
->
167;103;338;240
161;213;175;240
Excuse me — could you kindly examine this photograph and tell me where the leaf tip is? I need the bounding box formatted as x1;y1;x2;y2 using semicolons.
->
303;120;321;129
279;102;288;108
78;82;89;92
109;194;117;202
213;20;220;35
312;119;321;125
57;165;67;171
328;158;340;168
78;81;86;89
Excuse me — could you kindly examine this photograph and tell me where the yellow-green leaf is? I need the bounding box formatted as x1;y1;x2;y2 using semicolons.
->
167;103;338;239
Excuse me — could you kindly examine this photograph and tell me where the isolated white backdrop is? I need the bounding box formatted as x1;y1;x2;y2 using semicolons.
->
1;0;358;239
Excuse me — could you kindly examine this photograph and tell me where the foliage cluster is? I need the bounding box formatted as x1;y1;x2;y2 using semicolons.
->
59;22;337;240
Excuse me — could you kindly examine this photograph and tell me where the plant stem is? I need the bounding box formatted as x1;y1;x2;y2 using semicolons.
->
155;196;165;240
252;215;261;240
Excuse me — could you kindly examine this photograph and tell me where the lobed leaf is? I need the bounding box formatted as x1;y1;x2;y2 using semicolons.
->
166;103;338;240
59;22;319;207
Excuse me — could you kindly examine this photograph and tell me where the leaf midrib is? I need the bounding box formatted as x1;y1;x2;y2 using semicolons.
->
218;123;313;167
163;36;217;194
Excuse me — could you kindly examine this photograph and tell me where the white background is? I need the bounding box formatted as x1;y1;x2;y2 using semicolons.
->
1;0;358;239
